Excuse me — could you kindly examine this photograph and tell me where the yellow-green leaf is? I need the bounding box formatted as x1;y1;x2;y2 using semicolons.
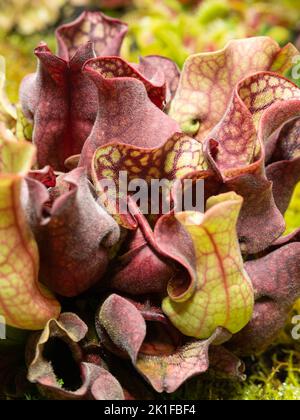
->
162;192;254;339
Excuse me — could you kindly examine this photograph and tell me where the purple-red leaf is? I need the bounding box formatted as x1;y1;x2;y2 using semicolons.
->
97;294;146;363
25;167;120;297
28;166;56;188
109;227;174;295
209;346;246;381
264;101;300;215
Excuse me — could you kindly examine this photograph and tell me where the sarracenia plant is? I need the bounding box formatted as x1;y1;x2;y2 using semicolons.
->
0;10;300;399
